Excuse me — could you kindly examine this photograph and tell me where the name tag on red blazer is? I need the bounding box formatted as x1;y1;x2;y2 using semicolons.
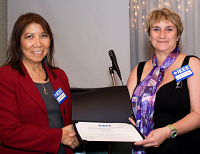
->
53;88;67;104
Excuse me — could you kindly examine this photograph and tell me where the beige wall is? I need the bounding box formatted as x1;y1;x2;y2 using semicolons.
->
8;0;130;88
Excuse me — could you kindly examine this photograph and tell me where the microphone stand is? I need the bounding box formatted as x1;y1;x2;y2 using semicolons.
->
109;67;123;87
109;67;116;87
108;67;116;154
108;66;123;154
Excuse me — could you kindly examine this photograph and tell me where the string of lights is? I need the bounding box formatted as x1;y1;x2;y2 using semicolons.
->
130;0;191;32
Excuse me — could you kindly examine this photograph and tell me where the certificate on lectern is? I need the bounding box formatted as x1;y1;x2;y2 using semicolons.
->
74;122;144;142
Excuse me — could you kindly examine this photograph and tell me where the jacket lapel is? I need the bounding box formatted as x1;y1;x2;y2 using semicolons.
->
44;65;62;93
18;64;47;112
45;65;68;111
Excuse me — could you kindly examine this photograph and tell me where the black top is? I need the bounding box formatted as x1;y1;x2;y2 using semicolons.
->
35;82;65;154
136;56;200;154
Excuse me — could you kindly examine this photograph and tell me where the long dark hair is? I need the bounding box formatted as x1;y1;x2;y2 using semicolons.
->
4;12;57;78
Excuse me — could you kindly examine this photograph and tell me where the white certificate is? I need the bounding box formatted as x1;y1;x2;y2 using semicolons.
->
75;122;144;142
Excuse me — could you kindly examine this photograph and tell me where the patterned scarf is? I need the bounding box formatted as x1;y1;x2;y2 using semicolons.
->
131;47;180;154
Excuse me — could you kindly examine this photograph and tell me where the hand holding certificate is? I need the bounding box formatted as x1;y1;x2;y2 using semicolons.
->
74;122;144;142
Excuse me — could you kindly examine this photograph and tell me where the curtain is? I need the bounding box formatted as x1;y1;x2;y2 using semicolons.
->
0;0;7;66
129;0;200;70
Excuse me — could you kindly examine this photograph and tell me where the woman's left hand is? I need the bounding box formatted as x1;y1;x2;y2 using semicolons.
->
129;117;136;126
134;126;171;147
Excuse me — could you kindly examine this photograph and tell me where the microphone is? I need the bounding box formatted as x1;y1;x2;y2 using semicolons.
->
108;50;122;82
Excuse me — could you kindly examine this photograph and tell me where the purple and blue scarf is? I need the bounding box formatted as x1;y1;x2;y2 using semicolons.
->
131;47;180;154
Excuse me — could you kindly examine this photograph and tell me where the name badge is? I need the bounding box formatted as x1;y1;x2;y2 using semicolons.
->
172;65;194;82
53;88;67;104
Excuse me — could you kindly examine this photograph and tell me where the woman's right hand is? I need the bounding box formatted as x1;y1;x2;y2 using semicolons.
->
61;124;80;149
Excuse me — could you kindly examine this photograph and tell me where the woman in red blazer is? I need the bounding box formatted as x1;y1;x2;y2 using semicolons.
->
0;13;79;154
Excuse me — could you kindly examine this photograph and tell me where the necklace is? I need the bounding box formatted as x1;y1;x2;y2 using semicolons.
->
40;83;48;95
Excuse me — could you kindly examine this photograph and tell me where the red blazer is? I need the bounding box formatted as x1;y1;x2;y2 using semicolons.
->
0;63;73;154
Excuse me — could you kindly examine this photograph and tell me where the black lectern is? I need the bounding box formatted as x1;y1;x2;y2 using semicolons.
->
71;86;132;123
71;86;132;154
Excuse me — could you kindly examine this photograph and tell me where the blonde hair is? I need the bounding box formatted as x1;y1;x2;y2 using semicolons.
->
146;8;183;46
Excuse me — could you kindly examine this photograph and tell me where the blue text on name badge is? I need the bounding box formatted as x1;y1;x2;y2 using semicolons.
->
53;88;67;104
172;65;194;82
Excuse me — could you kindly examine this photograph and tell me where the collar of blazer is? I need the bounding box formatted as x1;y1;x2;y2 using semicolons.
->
18;62;63;113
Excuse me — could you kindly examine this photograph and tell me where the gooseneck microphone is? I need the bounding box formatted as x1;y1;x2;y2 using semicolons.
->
108;50;123;84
